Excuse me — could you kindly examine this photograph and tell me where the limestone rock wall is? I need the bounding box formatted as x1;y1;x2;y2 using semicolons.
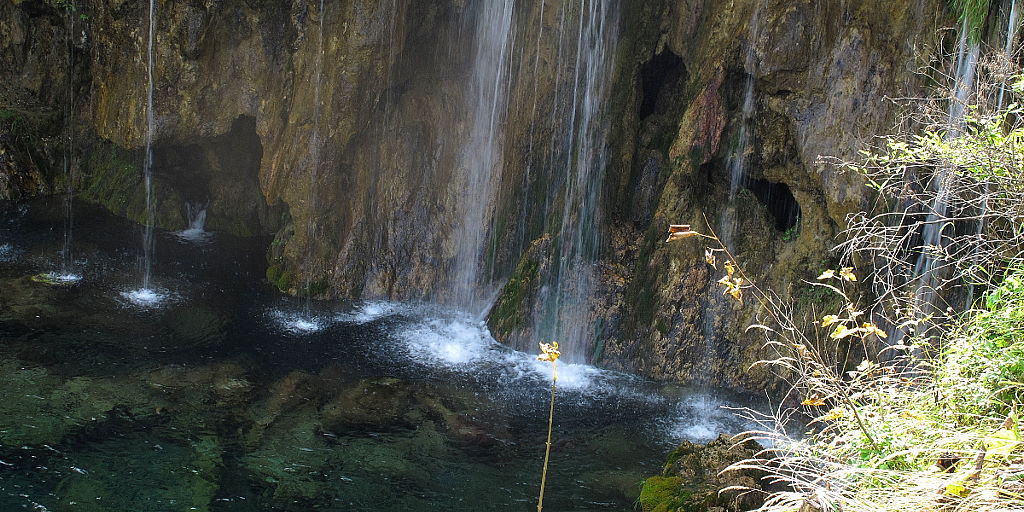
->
588;0;948;391
0;0;956;391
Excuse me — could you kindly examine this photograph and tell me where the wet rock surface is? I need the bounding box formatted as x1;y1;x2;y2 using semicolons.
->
640;434;766;512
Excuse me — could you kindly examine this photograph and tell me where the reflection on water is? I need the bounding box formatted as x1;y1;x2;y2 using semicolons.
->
0;199;758;511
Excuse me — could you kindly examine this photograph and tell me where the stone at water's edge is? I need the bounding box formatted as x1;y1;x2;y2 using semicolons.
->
640;434;765;512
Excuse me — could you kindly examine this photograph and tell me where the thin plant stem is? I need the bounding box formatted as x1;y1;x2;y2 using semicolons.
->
537;360;557;512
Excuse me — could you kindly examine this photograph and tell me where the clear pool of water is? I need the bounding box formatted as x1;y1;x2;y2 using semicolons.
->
0;199;757;511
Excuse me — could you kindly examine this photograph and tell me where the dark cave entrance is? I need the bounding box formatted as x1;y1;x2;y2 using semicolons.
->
639;49;687;120
746;179;800;232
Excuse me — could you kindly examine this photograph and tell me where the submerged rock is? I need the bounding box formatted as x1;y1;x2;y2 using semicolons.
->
0;361;169;447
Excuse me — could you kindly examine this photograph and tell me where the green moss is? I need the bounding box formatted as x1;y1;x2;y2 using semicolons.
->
489;248;541;337
80;142;144;221
265;261;295;292
639;476;684;512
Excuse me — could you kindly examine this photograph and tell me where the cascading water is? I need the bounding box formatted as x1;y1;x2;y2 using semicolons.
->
531;0;618;363
175;202;211;244
967;0;1020;308
272;0;328;334
898;17;981;335
997;0;1021;110
446;0;516;314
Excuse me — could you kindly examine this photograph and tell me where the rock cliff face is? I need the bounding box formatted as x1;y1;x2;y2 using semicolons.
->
0;0;953;391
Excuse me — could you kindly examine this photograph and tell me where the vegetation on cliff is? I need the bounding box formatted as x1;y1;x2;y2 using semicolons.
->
647;46;1024;510
727;73;1024;511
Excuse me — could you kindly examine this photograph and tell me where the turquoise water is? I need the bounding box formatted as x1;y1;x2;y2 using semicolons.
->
0;200;754;511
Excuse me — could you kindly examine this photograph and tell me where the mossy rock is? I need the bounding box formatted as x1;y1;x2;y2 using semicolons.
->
639;476;686;512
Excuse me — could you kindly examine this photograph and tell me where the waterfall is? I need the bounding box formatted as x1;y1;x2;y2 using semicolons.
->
57;5;79;282
141;0;157;291
304;0;326;315
531;0;618;363
447;0;516;314
890;15;985;345
721;4;762;244
909;18;980;310
997;0;1021;110
967;0;1020;308
175;202;211;244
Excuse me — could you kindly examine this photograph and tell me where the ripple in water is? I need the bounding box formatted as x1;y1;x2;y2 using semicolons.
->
173;227;213;245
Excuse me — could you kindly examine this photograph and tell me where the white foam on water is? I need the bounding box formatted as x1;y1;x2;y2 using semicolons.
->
398;316;490;365
174;227;213;245
667;393;750;443
334;301;408;325
43;272;83;284
392;307;628;393
120;287;174;309
270;310;326;335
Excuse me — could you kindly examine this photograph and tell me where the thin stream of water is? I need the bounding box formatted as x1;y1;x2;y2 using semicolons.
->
141;0;156;291
533;0;618;364
303;0;326;320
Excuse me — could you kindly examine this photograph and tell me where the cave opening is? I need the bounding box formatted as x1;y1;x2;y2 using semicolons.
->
746;179;800;232
638;49;686;120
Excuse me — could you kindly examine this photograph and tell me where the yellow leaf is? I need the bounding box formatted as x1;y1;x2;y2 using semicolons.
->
900;410;923;420
817;269;836;280
727;285;743;304
666;224;700;242
801;395;826;407
839;267;858;281
830;324;853;339
724;260;736;277
861;322;888;338
820;408;847;422
537;341;561;362
821;315;839;327
945;478;970;497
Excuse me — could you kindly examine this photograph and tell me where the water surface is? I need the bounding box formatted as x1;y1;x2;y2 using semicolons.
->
0;199;755;511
